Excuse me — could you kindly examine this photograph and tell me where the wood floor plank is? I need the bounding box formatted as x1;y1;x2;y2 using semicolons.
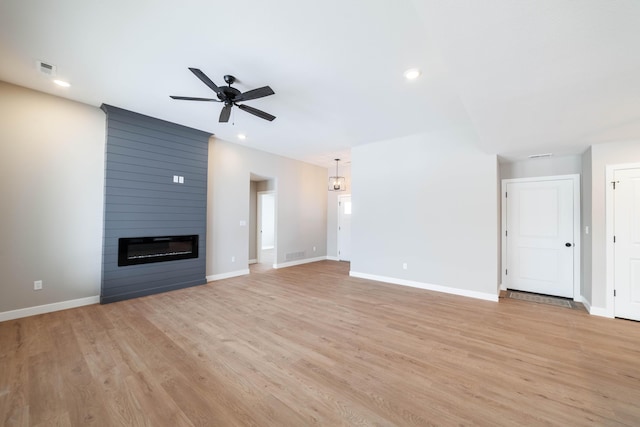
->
0;319;30;427
2;260;640;425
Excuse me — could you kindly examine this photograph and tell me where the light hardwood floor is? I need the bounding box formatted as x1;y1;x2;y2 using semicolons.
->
1;261;639;426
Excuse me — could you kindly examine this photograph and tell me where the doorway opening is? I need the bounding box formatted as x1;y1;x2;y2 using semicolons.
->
337;194;352;262
258;191;275;266
501;175;580;300
250;175;276;271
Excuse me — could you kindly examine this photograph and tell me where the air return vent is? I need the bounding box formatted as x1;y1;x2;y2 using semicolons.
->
36;60;56;76
285;251;306;261
528;153;553;159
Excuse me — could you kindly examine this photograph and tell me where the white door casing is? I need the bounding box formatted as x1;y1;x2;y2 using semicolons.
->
338;195;352;262
502;175;580;299
610;167;640;321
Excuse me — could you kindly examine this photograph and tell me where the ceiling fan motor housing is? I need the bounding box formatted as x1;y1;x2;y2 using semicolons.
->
218;86;241;102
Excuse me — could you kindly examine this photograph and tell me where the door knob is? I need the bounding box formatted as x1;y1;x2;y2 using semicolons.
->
565;242;573;247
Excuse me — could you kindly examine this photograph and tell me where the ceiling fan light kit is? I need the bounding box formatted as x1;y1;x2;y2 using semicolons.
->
170;68;276;123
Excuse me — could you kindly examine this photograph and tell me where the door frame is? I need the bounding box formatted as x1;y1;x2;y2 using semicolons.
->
605;162;640;318
337;194;352;261
501;174;581;300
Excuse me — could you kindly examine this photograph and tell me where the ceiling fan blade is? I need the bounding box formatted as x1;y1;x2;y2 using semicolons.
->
170;96;221;102
237;104;276;121
189;67;223;95
235;86;275;102
219;104;232;122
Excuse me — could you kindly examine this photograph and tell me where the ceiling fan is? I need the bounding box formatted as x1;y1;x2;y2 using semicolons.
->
170;68;276;123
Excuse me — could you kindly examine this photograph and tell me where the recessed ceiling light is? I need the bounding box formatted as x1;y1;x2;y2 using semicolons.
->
237;133;246;140
403;68;421;80
53;79;70;87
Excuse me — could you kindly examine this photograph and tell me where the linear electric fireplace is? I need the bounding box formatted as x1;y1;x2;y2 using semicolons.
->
118;235;199;266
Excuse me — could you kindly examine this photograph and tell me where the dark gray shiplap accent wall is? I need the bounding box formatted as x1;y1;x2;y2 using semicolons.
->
101;105;211;304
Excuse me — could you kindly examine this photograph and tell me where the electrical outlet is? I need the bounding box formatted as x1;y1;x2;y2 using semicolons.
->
231;256;235;262
402;263;408;270
313;246;316;252
34;280;43;290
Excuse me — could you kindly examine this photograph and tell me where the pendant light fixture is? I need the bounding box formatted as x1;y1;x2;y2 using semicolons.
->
328;158;346;191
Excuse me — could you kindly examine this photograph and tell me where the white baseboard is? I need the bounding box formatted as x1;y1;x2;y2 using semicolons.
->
579;296;612;318
589;306;613;317
0;295;100;322
326;256;340;261
349;271;499;302
248;259;257;265
206;269;250;281
273;256;328;269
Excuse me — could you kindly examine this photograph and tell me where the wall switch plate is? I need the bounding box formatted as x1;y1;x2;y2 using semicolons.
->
313;246;316;252
231;256;235;262
239;220;246;226
585;226;590;235
173;175;179;183
34;280;43;290
402;263;408;270
178;176;184;184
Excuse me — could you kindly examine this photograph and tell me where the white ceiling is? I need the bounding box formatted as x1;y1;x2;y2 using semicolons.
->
1;0;639;167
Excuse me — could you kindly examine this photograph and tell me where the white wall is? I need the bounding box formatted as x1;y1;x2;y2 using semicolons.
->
587;140;640;310
500;154;582;180
350;130;499;299
207;139;327;277
581;147;592;307
0;82;105;313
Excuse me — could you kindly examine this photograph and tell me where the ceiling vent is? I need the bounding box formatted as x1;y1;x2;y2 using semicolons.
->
528;153;553;159
36;60;56;76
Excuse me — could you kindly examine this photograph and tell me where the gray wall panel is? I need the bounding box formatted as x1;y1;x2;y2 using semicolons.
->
101;104;211;304
105;195;206;208
102;262;200;281
103;226;208;239
105;152;206;173
104;187;206;201
106;143;208;167
107;114;209;143
105;178;206;195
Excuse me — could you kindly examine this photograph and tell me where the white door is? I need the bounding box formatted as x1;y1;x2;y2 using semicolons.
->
504;179;575;298
613;168;640;321
338;195;352;261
